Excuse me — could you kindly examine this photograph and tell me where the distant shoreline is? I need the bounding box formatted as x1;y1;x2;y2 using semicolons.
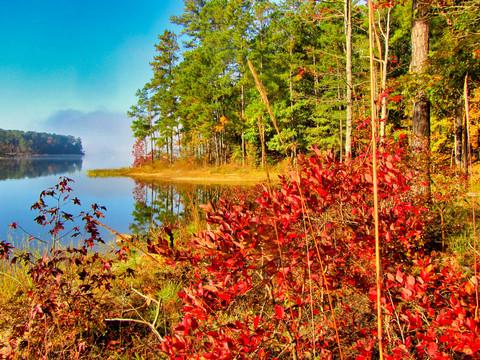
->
0;153;84;158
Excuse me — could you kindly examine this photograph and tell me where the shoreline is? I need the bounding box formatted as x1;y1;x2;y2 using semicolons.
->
86;163;283;185
0;153;84;158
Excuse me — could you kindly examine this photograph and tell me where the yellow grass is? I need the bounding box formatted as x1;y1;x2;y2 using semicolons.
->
87;159;291;185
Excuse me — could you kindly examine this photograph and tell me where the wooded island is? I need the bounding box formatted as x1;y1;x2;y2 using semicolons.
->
0;129;84;156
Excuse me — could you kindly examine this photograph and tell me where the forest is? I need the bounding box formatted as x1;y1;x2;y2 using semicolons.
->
0;129;84;156
129;0;480;169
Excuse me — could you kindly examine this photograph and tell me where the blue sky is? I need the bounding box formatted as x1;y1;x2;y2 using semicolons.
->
0;0;184;162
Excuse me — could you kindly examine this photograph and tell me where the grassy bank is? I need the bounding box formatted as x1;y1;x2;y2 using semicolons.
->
87;159;289;184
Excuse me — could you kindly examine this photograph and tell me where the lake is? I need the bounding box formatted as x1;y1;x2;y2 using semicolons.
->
0;154;223;249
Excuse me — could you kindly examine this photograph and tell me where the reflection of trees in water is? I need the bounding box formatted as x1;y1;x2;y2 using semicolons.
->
0;156;83;180
129;180;225;236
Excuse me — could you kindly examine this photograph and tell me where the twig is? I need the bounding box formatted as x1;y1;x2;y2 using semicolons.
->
105;317;163;341
247;59;284;148
131;285;160;306
92;219;163;265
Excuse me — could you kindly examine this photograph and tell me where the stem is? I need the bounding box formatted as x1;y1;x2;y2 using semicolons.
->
465;74;479;319
368;1;384;358
247;59;284;149
293;171;344;360
105;317;163;341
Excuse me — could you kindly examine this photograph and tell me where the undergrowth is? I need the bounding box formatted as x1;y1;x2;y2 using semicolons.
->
0;144;479;359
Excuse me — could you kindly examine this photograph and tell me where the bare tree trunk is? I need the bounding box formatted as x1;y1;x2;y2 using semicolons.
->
241;84;245;166
214;133;219;166
170;133;173;163
313;46;318;96
411;0;431;194
464;112;469;175
336;61;343;159
242;128;245;166
166;136;169;160
258;117;266;168
345;0;353;158
464;74;471;177
379;7;392;139
222;129;226;165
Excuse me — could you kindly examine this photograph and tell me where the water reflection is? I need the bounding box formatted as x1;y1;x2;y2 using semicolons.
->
129;180;226;236
0;155;83;180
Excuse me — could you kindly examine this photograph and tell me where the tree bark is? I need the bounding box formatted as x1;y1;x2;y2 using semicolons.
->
170;133;173;163
410;0;431;194
411;0;430;149
379;7;392;139
241;84;245;166
464;112;469;175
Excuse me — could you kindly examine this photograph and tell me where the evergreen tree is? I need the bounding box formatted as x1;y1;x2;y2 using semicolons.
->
128;86;160;162
149;30;180;163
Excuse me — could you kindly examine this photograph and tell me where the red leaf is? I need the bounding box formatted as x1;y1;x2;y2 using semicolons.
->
396;268;404;283
275;305;285;319
401;288;413;300
253;315;261;331
8;222;18;229
365;173;373;183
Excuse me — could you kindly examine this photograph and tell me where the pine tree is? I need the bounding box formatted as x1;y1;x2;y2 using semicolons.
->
128;86;159;162
149;30;180;163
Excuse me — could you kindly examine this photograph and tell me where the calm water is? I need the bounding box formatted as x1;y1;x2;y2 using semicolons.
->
0;154;223;248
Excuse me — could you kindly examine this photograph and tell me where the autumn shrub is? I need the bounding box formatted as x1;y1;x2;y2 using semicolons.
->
143;146;480;359
132;138;151;167
0;177;131;359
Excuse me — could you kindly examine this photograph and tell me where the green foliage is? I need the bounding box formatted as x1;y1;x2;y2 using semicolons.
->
0;129;84;156
125;0;480;168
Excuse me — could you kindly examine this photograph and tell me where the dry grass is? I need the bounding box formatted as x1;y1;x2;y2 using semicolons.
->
87;159;292;185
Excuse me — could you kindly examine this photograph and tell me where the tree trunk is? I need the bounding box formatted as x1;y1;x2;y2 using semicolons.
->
150;134;155;163
241;84;245;166
258;117;266;168
214;133;219;166
411;0;430;148
242;127;245;166
379;7;392;139
464;112;469;175
344;0;353;158
336;61;343;159
410;0;431;194
170;133;173;163
313;46;318;97
166;136;169;160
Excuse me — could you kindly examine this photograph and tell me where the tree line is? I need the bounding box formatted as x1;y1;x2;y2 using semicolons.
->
129;0;480;167
0;129;84;156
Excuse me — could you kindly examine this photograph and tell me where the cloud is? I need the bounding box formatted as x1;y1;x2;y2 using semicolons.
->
40;109;134;167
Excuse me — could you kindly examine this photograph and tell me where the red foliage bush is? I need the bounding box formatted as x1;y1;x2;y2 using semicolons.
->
148;147;480;359
132;138;149;167
1;178;128;359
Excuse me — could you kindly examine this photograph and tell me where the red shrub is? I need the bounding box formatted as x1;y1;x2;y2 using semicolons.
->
147;148;479;359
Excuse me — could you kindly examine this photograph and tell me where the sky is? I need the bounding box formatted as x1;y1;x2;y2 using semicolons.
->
0;0;185;164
